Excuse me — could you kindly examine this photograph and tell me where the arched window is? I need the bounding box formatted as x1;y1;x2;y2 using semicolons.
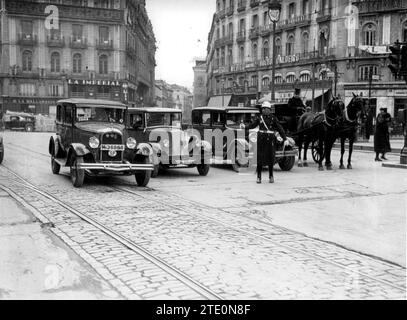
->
251;75;258;87
73;53;82;74
262;77;270;89
362;23;376;46
252;42;258;61
275;75;283;84
22;50;32;72
227;47;233;66
239;45;245;63
286;34;295;56
275;38;282;56
300;72;310;82
99;54;108;74
220;48;225;66
263;41;269;59
319;28;329;55
302;32;309;54
286;74;296;83
50;52;60;73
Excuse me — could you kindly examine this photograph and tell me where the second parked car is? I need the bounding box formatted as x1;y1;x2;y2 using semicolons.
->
2;111;36;132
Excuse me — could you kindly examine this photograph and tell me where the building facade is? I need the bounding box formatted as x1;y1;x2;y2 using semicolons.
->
206;0;407;121
0;0;156;116
192;58;208;108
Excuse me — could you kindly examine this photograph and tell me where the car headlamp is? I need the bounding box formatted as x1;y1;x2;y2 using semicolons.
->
163;139;170;148
126;137;137;149
89;136;100;149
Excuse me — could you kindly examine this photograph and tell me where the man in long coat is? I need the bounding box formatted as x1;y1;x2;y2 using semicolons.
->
245;101;289;184
374;107;392;161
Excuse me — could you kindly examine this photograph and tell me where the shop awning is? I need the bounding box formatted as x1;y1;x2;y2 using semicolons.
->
207;95;232;107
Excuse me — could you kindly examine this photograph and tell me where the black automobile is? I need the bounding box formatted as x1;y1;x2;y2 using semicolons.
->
2;111;36;132
48;99;154;188
126;107;212;177
191;106;297;172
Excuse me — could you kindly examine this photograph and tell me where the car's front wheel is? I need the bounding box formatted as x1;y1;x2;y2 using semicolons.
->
25;124;34;132
51;156;60;174
0;144;4;165
197;164;210;176
278;156;295;171
70;156;85;188
135;157;152;187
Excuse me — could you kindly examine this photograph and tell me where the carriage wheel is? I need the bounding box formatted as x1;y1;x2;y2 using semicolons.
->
311;139;324;163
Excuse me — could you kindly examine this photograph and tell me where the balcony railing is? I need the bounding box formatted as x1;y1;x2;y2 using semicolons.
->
69;37;88;49
226;6;234;16
96;39;114;50
17;33;38;46
260;24;273;36
278;14;312;29
250;0;260;7
316;7;332;22
249;27;260;39
353;0;405;14
236;31;246;42
217;9;226;19
47;35;65;48
237;0;247;12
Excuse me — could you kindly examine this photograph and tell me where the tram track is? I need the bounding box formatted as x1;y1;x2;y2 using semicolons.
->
2;140;406;295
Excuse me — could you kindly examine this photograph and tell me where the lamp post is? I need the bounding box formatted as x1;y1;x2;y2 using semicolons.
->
268;0;281;102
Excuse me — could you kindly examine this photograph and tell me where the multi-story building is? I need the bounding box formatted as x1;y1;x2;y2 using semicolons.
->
192;58;208;108
155;79;175;109
171;84;193;123
206;0;407;120
0;0;156;116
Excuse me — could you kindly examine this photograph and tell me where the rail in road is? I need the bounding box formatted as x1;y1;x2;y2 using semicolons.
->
1;140;406;299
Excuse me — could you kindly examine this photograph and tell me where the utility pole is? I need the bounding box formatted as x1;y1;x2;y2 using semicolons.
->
311;61;316;112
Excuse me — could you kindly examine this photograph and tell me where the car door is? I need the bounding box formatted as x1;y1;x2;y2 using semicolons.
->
62;103;74;149
128;112;148;143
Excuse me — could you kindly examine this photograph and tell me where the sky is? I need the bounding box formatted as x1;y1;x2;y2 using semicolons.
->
145;0;216;89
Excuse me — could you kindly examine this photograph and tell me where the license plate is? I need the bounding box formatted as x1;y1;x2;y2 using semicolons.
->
101;144;125;151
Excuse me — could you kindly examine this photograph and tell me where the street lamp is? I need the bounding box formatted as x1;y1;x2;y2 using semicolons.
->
268;0;282;102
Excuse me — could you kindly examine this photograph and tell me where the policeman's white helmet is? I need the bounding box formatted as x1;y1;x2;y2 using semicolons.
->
261;101;272;109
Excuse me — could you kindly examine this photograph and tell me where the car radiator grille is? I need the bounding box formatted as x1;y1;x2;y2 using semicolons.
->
100;132;123;162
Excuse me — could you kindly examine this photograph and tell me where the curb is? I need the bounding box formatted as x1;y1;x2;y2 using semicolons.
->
333;143;402;154
382;162;407;169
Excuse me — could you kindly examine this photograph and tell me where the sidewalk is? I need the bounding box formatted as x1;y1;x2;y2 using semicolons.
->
0;187;120;299
333;138;404;154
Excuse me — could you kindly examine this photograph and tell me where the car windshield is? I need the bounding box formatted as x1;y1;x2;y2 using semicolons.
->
226;112;258;129
76;107;125;124
146;112;181;128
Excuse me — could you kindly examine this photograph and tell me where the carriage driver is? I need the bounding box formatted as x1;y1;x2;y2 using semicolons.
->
244;101;290;184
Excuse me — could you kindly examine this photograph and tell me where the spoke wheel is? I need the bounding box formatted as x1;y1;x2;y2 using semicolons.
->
312;139;324;163
70;157;85;188
51;156;60;174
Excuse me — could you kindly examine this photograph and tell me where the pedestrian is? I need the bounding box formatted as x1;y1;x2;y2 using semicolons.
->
374;107;392;161
245;101;289;184
288;88;306;117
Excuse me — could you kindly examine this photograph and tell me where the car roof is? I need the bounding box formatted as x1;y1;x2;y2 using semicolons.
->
128;107;182;113
57;99;126;109
193;106;259;112
5;111;35;117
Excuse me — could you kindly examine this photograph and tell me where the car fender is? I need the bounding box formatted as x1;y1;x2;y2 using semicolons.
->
136;142;153;157
67;143;90;166
147;142;161;165
48;135;61;156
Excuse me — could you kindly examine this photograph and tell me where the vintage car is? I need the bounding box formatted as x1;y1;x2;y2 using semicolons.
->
48;99;154;188
191;106;297;172
126;107;212;177
2;111;36;132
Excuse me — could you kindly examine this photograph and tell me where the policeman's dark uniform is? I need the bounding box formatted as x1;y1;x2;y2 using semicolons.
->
246;107;287;183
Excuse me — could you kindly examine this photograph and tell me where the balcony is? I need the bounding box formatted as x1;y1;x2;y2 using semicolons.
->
47;35;65;48
316;8;332;23
278;14;312;29
96;39;114;51
226;6;234;16
353;0;405;14
249;27;260;39
215;34;234;47
17;33;38;46
236;31;246;42
260;24;273;37
69;37;88;49
250;0;260;8
217;9;226;19
298;49;336;60
237;0;247;12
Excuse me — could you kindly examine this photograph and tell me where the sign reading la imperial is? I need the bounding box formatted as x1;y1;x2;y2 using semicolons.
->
67;79;122;87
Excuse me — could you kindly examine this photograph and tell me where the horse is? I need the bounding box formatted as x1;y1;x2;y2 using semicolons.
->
336;93;367;170
296;97;344;170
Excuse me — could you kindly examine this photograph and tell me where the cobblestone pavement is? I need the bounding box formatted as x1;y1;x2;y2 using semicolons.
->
0;160;405;300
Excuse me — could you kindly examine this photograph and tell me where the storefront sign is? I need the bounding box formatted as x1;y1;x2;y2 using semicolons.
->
67;79;121;87
394;90;407;96
277;54;300;64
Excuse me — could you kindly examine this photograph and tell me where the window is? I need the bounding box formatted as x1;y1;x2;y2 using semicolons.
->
262;77;270;89
319;29;329;55
239;18;245;33
228;22;233;37
358;65;379;81
286;74;296;83
263;11;268;26
362;23;376;46
227;47;233;65
22;50;32;71
221;48;225;66
50;52;61;72
239;45;245;63
50;27;61;40
275;75;283;84
251;75;258;87
72;24;83;42
212;112;225;126
64;105;73;124
252;14;258;28
73;53;82;73
252;42;258;61
94;0;110;8
21;21;33;38
222;25;226;37
50;84;63;97
302;0;309;15
300;73;310;82
302;32;309;53
275;38;282;56
56;105;62;122
99;26;109;43
201;112;211;125
286;35;295;56
288;2;296;19
99;54;108;74
404;22;407;43
263;41;269;59
20;83;35;96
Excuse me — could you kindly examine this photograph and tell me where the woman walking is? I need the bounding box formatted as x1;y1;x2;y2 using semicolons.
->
374;108;392;161
245;101;289;184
